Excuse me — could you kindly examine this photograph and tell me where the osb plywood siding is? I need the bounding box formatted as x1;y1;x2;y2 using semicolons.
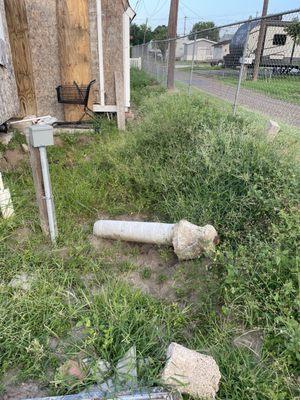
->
102;0;125;105
89;0;99;103
25;0;63;120
0;0;19;124
5;0;37;116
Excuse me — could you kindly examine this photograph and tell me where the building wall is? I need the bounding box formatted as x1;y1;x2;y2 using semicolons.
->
248;24;300;60
213;43;230;61
183;40;214;61
0;0;18;124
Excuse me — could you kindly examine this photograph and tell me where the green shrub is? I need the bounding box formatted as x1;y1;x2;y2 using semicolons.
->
101;90;299;370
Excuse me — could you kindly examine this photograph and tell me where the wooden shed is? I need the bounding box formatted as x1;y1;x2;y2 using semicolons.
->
4;0;135;122
0;0;18;126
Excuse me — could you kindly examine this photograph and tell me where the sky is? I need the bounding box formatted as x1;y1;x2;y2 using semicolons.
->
132;0;300;35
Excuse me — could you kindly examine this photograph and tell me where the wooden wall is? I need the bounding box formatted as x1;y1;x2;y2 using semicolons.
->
0;0;18;124
56;0;92;121
4;0;36;117
102;0;125;105
25;0;63;120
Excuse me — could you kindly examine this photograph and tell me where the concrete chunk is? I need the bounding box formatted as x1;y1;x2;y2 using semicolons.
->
266;120;280;139
172;220;218;260
161;343;221;399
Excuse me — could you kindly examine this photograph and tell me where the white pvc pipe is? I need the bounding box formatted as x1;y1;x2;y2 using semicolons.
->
93;220;174;244
39;146;57;243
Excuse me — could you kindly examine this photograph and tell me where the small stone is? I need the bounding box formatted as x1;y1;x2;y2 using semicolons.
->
161;342;221;399
4;148;25;168
58;359;85;381
8;273;34;291
0;132;13;146
172;220;219;260
266;120;280;139
21;143;29;153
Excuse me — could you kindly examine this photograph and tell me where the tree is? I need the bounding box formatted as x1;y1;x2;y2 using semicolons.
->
188;21;219;42
153;25;169;61
130;23;153;46
285;21;300;64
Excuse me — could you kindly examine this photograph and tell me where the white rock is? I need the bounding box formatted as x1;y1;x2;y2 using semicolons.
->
0;132;13;145
21;143;29;153
161;342;221;399
8;273;34;291
172;220;218;260
266;120;280;139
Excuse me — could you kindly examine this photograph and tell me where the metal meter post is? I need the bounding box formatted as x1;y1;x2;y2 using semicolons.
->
28;125;57;243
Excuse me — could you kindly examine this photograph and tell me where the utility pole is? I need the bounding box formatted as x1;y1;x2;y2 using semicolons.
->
143;18;149;45
183;16;187;36
167;0;179;90
142;18;148;62
253;0;269;81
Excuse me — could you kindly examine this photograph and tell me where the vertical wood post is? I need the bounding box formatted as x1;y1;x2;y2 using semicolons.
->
167;0;179;91
114;71;126;130
27;135;50;236
253;0;269;81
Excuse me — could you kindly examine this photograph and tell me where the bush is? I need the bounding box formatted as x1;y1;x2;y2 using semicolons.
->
103;90;299;370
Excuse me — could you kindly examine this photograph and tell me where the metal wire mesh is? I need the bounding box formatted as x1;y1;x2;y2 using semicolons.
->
131;8;300;127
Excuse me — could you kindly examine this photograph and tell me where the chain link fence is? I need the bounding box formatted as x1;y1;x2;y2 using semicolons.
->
131;8;300;126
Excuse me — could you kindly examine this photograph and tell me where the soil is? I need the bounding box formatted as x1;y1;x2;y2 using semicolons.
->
4;148;26;168
54;136;64;147
89;231;179;301
1;373;49;400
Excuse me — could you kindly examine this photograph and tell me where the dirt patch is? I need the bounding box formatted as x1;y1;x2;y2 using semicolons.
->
12;226;31;246
4;148;26;168
54;136;64;147
2;380;48;400
78;135;93;145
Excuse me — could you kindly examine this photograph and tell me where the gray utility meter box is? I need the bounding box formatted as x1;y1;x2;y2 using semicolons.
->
29;124;54;148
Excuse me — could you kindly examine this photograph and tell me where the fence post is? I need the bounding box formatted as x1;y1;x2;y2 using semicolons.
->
188;34;197;95
233;19;252;115
154;43;159;82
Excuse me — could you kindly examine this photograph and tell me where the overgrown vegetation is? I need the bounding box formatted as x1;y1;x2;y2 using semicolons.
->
0;68;299;399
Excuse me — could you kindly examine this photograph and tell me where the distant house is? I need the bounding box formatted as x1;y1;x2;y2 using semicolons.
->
3;0;135;123
175;37;189;60
182;38;217;62
0;0;18;126
211;39;231;65
224;18;300;68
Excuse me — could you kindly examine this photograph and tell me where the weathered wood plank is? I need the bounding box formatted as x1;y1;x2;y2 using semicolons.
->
27;139;50;236
114;71;125;130
56;0;92;121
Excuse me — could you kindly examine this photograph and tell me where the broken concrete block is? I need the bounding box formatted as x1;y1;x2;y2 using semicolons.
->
115;346;137;388
266;120;280;139
172;220;219;260
161;343;221;399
